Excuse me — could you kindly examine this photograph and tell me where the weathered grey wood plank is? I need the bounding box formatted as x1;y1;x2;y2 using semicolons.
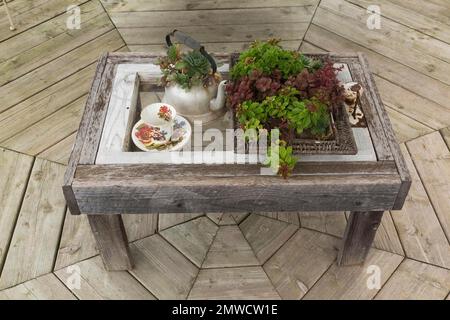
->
241;214;297;264
393;145;450;268
63;53;109;215
118;23;309;45
101;0;318;12
304;249;403;300
376;259;450;300
0;1;113;86
299;211;347;237
38;132;77;165
407;132;450;240
264;229;339;299
87;215;132;271
158;213;204;231
2;94;86;155
0;0;86;43
0;159;67;289
303;24;450;112
441;126;450;149
373;211;404;256
55;212;97;270
55;256;155;300
0;30;124;114
203;226;259;268
55;213;158;270
314;0;450;85
0;273;76;300
338;211;384;266
110;6;315;28
0;148;33;272
357;53;411;209
189;266;280;300
72;171;401;214
129;235;198;299
160;216;218;267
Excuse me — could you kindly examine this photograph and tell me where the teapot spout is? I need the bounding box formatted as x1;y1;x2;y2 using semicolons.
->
210;80;228;111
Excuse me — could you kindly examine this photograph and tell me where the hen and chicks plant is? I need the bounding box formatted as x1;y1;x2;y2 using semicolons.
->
227;40;344;178
159;44;220;89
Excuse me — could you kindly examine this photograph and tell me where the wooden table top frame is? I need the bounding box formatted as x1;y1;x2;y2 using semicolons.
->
63;52;411;271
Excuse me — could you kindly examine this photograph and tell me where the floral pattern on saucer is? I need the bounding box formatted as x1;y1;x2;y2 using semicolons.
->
132;115;191;152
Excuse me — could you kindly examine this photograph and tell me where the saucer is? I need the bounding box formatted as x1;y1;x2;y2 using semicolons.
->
132;115;191;152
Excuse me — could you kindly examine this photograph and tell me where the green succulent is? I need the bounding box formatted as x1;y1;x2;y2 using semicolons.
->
159;45;218;89
230;39;322;80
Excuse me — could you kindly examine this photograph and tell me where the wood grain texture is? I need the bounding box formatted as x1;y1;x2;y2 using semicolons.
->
159;213;204;231
303;24;450;112
0;1;113;87
55;213;98;270
130;235;198;299
118;23;309;45
87;215;132;271
0;30;124;115
0;148;33;271
101;0;318;12
240;214;298;264
304;249;403;300
338;211;384;266
385;107;433;143
441;127;450;149
0;64;95;144
264;229;339;299
38;132;76;165
357;53;411;209
2;95;86;155
55;256;155;300
0;0;86;43
232;213;250;224
55;213;158;270
391;144;450;268
407;132;450;240
189;266;280;300
63;53;109;215
160;217;218;267
376;259;450;300
110;6;315;28
314;0;450;85
96;65;141;158
373;212;404;256
203;226;258;268
72;168;402;214
299;211;347;237
0;159;67;290
0;273;76;300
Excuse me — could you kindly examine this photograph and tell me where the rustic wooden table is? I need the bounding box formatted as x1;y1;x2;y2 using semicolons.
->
63;52;411;271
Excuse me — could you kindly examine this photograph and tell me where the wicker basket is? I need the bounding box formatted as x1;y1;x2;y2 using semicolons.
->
229;53;357;155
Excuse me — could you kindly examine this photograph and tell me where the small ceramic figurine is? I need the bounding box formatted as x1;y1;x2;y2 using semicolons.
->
343;82;366;127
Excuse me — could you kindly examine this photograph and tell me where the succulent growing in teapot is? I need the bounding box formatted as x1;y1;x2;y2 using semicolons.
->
159;32;227;123
159;44;220;89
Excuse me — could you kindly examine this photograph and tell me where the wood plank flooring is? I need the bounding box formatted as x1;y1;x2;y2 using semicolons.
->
0;0;449;299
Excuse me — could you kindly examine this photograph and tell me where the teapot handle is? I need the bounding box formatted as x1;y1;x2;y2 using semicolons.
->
165;29;217;74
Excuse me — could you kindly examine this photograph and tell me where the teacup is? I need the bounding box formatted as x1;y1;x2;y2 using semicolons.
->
141;103;177;145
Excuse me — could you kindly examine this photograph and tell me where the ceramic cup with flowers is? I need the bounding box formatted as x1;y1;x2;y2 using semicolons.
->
138;103;177;147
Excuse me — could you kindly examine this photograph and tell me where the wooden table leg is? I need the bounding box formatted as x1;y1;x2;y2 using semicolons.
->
338;211;383;266
88;215;133;271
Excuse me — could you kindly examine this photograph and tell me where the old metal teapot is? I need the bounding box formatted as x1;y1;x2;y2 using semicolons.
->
161;30;227;123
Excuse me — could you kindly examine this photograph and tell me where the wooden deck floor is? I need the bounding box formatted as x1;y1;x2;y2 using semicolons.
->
0;0;449;299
